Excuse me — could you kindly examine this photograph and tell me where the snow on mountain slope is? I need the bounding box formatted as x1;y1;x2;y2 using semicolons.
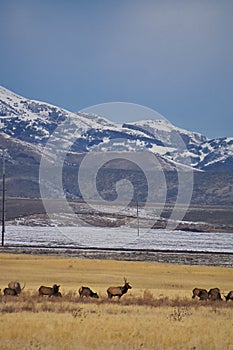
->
122;120;208;167
123;119;206;146
0;86;180;164
0;85;232;171
0;86;163;147
0;86;111;144
196;137;233;171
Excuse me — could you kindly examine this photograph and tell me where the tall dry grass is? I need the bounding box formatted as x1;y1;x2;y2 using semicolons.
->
0;253;232;349
0;301;232;350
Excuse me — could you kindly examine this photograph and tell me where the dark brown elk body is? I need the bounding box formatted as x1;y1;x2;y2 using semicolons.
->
38;284;61;297
4;287;18;296
199;290;209;301
8;281;25;295
208;288;222;301
79;286;99;298
225;291;233;301
107;278;132;299
192;288;208;300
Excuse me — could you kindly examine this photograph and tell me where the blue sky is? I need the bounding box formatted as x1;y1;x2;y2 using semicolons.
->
0;0;233;138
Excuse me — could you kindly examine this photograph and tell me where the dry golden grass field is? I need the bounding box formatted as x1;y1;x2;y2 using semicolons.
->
0;253;232;350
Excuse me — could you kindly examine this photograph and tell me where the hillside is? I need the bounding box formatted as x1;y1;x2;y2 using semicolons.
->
0;86;232;223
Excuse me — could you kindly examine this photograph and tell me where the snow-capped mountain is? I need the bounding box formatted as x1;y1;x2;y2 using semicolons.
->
0;85;232;171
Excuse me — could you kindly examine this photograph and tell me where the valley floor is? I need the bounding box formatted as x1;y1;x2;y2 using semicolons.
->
0;253;232;349
5;198;233;232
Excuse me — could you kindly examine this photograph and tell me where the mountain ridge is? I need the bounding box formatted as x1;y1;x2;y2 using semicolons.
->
0;86;233;207
0;85;232;172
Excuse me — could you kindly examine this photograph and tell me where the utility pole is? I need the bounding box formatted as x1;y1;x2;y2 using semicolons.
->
1;154;6;246
136;199;139;237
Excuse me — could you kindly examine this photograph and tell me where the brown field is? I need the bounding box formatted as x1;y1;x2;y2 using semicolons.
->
0;253;232;350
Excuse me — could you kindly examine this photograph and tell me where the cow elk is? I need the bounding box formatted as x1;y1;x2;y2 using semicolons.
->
208;288;222;301
38;284;61;297
199;290;209;301
192;288;208;300
192;287;223;301
4;287;18;296
79;286;99;299
107;277;132;299
224;291;233;302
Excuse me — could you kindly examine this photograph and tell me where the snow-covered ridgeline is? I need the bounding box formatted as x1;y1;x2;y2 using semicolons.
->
0;85;232;171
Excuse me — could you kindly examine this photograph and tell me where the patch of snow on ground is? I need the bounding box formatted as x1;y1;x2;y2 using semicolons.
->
4;226;233;253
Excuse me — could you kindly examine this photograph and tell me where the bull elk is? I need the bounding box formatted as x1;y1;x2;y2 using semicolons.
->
107;277;132;299
4;281;26;296
79;286;99;298
38;284;61;297
8;281;26;295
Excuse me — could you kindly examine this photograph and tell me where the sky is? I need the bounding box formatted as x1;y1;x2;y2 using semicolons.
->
0;0;233;139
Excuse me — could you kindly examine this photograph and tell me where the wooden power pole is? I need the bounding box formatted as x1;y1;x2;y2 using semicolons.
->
1;154;6;246
136;200;139;237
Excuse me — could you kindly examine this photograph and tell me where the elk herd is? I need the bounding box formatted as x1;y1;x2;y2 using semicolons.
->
0;279;232;302
192;287;233;302
0;278;132;300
